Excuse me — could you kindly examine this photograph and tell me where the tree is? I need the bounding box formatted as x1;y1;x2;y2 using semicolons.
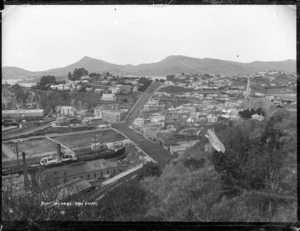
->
137;162;162;181
72;68;88;81
89;73;100;78
40;75;56;86
68;72;72;81
12;83;21;89
211;119;293;193
138;79;152;92
239;107;265;119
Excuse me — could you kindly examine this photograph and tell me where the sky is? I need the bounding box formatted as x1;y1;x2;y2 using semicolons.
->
2;5;296;71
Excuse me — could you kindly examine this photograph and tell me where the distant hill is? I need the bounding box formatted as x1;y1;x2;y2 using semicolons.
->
2;55;296;80
2;67;41;80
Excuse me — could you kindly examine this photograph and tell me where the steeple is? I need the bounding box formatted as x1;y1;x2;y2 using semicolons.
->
244;77;251;100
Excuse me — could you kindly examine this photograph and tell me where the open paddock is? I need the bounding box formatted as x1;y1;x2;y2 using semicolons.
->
52;129;126;150
3;138;64;159
158;85;193;94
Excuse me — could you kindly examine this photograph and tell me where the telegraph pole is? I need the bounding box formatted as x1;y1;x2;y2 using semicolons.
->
15;140;20;167
93;132;97;154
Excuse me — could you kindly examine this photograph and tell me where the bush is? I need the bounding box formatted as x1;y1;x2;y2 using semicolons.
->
212;118;293;193
96;181;149;221
239;107;265;119
137;162;162;180
138;78;152;92
183;157;206;170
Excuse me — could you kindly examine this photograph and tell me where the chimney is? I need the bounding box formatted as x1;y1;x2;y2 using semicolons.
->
57;143;62;161
22;152;29;192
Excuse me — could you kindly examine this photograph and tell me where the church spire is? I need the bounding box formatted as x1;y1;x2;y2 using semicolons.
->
244;77;251;99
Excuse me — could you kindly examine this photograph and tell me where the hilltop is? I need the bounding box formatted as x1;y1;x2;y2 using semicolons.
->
2;55;296;80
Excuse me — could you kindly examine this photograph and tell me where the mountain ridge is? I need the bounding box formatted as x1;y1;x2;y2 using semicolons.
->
2;55;296;80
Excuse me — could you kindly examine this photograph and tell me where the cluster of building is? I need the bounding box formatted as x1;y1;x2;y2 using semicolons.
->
93;104;128;123
49;75;136;96
131;72;296;156
165;74;230;90
51;103;129;127
133;99;242;152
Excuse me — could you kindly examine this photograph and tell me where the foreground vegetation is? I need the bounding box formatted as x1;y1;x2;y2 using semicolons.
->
2;109;296;223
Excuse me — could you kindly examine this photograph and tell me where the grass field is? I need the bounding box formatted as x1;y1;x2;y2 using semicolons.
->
53;130;126;149
5;138;61;157
158;85;193;94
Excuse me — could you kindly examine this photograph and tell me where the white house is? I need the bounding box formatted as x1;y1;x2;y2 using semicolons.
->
110;87;121;94
61;106;77;116
150;114;165;127
94;107;109;118
52;116;67;127
133;118;145;127
101;94;116;101
207;114;217;123
102;110;123;123
169;145;188;155
186;116;197;123
81;76;91;80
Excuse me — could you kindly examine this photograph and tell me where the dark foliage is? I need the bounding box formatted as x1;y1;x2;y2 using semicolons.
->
96;181;149;221
212;122;228;132
137;162;162;181
138;78;152;92
89;73;101;78
70;68;89;81
183;157;206;170
40;75;56;86
13;86;30;107
266;108;291;127
212;118;290;192
239;107;265;119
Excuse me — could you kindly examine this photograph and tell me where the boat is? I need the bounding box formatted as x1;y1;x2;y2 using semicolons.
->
41;146;126;169
40;152;77;166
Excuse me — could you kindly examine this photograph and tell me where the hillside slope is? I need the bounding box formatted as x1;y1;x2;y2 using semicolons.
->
141;115;297;222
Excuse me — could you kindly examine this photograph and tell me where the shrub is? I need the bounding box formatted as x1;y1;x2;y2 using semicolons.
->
96;181;149;221
212;118;293;193
137;162;162;180
183;157;206;170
